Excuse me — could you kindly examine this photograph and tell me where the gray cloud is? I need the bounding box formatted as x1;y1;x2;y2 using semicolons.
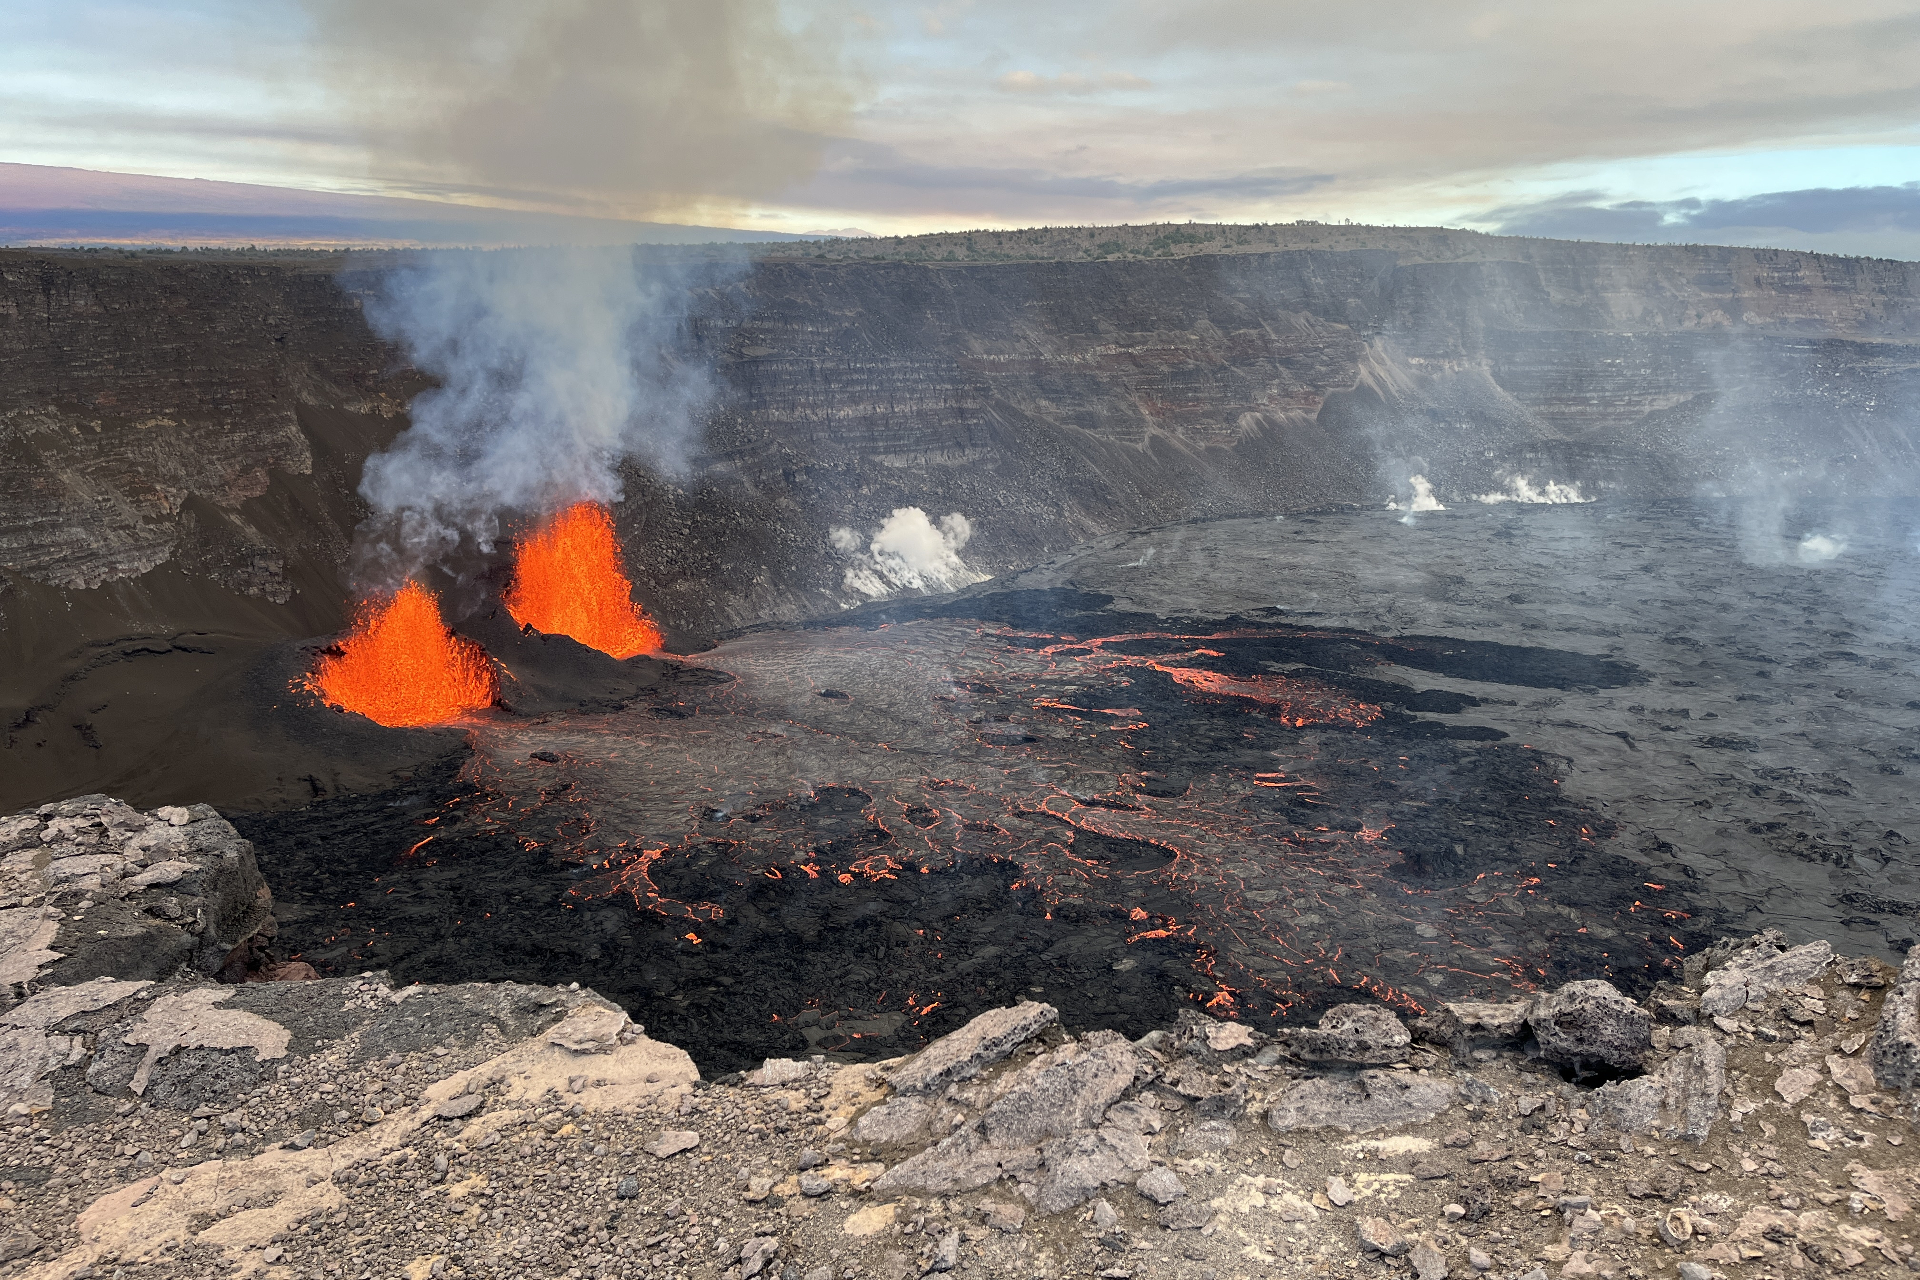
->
796;140;1332;220
302;0;855;222
1479;184;1920;257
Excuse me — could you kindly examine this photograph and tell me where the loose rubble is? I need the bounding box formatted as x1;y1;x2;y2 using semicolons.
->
4;799;1919;1280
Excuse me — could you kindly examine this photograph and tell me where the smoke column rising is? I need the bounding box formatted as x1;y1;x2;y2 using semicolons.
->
304;1;855;591
353;248;712;589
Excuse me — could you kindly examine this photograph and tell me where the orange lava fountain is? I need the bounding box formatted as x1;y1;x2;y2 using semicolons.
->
505;502;663;658
307;582;498;726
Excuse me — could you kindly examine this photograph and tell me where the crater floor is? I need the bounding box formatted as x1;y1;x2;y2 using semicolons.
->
245;502;1920;1073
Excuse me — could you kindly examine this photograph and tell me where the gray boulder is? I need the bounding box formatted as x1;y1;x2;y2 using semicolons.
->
980;1038;1136;1147
1587;1030;1725;1141
1288;1004;1410;1064
870;1127;1014;1195
1136;1165;1185;1204
1868;943;1920;1091
1267;1069;1457;1133
885;1001;1058;1094
1700;940;1833;1017
1032;1126;1151;1214
850;1096;937;1147
1528;980;1651;1070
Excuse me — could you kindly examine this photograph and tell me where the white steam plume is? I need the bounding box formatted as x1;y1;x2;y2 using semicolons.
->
1794;533;1848;563
1385;474;1446;517
1472;474;1590;504
831;508;989;597
352;248;711;588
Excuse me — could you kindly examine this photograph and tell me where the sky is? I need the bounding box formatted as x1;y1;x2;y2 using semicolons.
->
4;0;1920;255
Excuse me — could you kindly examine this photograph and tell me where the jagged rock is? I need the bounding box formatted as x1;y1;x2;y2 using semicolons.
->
1327;1175;1354;1206
0;799;273;988
1357;1217;1411;1256
979;1038;1136;1146
1834;956;1890;988
1869;943;1920;1091
740;1236;780;1278
982;1201;1026;1232
1528;980;1651;1070
1204;1021;1256;1052
545;1004;630;1053
1103;1100;1165;1135
1773;1065;1824;1106
1701;940;1834;1016
923;1228;960;1273
1431;1000;1533;1043
645;1129;700;1158
1033;1127;1151;1214
749;1058;811;1087
1158;1057;1249;1116
1135;1165;1184;1204
884;1002;1057;1094
851;1097;937;1146
1287;1003;1411;1064
1588;1030;1725;1141
872;1128;1019;1195
1411;1239;1449;1280
1267;1070;1457;1133
433;1092;484;1119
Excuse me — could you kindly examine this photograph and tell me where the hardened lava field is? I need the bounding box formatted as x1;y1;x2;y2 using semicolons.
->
229;503;1915;1076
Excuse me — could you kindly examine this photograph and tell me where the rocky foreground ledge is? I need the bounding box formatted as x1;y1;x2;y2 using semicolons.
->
2;799;1918;1280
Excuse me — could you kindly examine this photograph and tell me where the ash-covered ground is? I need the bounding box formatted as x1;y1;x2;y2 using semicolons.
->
241;502;1920;1075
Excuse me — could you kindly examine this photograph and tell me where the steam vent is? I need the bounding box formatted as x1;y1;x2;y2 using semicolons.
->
4;231;1920;1280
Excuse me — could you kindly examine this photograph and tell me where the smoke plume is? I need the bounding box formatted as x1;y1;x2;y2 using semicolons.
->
831;508;989;598
308;2;854;590
352;248;714;589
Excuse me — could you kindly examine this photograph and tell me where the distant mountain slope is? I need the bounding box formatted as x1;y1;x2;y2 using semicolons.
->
0;163;811;247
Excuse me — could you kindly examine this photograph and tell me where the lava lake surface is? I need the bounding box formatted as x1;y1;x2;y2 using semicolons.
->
239;501;1920;1074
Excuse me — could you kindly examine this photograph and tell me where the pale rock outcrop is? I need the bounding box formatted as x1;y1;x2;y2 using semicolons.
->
884;1001;1058;1095
1267;1070;1459;1134
1702;940;1834;1017
1588;1028;1726;1142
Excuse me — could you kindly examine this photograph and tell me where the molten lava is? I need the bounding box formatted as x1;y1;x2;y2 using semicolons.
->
307;582;498;727
505;503;663;658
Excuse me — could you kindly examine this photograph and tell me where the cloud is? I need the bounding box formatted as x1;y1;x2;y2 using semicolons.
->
794;138;1331;219
299;0;856;222
997;70;1152;95
1477;183;1920;257
1290;80;1350;95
